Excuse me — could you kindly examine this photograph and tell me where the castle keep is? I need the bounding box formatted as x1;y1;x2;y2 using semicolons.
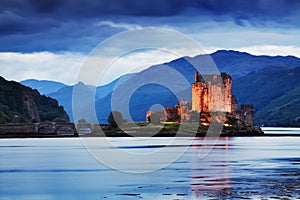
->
192;72;234;113
147;72;254;126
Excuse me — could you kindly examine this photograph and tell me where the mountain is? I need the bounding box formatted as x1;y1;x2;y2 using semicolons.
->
140;50;300;81
210;50;300;78
0;76;69;123
46;74;137;122
93;60;196;123
233;66;300;126
20;79;67;95
232;66;293;111
257;85;300;127
43;50;300;126
95;73;136;98
95;83;186;123
48;82;97;122
92;50;300;124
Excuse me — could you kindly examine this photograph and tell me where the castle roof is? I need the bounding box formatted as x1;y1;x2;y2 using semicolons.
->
195;72;231;85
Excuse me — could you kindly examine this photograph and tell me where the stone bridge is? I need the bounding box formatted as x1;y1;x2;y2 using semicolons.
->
0;122;78;138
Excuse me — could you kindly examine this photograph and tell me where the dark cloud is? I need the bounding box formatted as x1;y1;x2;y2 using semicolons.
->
2;0;300;23
0;0;299;20
0;0;299;52
29;0;63;13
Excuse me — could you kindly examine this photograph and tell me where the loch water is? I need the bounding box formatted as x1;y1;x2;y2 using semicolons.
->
0;128;299;199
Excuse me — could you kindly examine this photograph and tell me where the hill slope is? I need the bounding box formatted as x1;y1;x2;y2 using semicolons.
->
232;66;298;110
256;85;300;126
210;50;300;78
233;66;300;126
0;76;69;123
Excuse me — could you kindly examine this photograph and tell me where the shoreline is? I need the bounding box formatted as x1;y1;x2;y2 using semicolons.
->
2;132;300;138
1;125;300;138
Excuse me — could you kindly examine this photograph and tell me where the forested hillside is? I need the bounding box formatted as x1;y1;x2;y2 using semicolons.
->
0;76;69;123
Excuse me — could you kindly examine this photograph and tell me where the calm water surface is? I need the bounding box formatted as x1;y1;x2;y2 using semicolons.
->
0;129;299;199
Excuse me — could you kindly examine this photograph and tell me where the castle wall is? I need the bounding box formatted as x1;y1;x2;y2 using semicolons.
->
207;81;225;112
221;72;232;113
179;100;192;122
231;96;238;116
163;107;180;122
192;82;208;112
240;104;254;126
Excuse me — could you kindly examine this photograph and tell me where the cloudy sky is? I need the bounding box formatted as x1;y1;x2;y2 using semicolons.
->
1;0;300;85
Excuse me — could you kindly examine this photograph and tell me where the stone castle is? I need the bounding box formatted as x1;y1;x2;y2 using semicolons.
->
147;72;254;126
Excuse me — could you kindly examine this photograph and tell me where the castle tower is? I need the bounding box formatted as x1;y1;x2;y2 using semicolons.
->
192;72;232;113
192;72;208;112
221;72;232;113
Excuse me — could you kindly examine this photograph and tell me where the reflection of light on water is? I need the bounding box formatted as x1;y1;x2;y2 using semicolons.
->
191;137;231;198
225;136;229;150
261;127;300;134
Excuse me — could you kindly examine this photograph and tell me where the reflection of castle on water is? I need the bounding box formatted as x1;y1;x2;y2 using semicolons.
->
147;72;254;126
191;138;231;198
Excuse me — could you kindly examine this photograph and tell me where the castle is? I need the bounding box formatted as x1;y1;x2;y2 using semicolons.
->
146;72;254;126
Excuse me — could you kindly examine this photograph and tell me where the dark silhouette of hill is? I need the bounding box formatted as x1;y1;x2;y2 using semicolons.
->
0;76;69;123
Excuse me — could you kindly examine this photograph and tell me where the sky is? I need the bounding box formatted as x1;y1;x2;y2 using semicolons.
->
1;0;300;85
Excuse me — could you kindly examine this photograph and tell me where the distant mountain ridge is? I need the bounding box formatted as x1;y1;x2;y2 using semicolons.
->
20;50;300;126
198;50;300;78
21;79;66;95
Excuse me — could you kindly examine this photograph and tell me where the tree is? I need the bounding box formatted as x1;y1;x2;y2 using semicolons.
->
148;111;164;124
53;117;67;122
78;119;87;124
0;111;7;124
108;111;124;128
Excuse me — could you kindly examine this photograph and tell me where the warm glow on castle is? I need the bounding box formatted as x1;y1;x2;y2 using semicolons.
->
146;72;254;126
192;72;233;113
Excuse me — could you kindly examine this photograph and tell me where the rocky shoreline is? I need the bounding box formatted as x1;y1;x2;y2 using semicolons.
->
94;125;265;137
